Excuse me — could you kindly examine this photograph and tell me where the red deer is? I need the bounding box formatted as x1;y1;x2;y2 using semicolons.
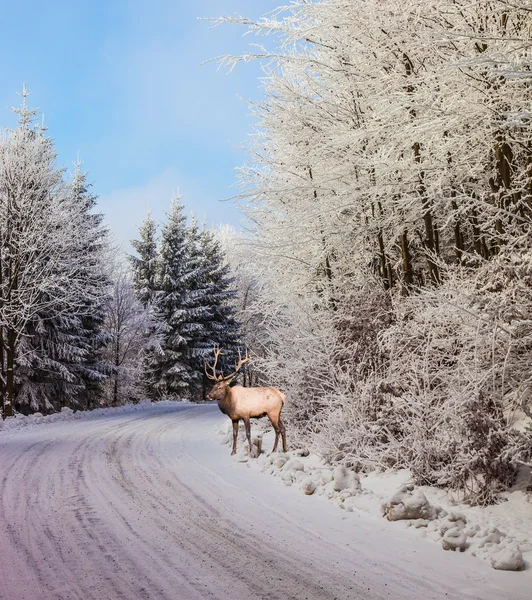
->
205;347;288;456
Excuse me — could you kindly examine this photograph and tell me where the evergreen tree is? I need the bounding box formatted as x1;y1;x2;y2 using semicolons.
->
130;212;159;308
129;212;163;399
130;202;242;401
190;224;241;397
66;161;111;409
16;160;110;412
0;87;109;418
154;197;202;399
180;216;215;397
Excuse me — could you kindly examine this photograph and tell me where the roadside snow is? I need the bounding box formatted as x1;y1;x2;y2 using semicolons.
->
218;421;532;575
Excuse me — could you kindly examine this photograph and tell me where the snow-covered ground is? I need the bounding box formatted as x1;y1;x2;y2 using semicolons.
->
0;402;530;600
225;422;532;576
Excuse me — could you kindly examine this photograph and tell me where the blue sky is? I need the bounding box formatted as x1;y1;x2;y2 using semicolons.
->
0;1;271;250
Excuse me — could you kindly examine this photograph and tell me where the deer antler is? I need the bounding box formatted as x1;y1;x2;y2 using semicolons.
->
205;346;224;381
222;348;249;381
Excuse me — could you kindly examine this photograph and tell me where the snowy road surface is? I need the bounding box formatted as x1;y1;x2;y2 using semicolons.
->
0;403;529;600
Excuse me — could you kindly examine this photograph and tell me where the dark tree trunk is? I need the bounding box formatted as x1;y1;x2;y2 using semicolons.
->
4;328;16;418
113;339;120;405
401;230;413;295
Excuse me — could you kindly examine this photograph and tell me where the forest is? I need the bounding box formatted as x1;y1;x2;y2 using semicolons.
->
0;86;240;419
2;1;532;505
217;0;532;504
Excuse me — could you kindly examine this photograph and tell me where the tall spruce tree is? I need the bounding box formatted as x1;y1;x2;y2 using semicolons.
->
130;212;159;309
180;216;215;397
129;211;163;399
66;161;110;409
17;160;110;412
154;197;202;399
187;223;241;398
129;202;242;401
0;88;109;418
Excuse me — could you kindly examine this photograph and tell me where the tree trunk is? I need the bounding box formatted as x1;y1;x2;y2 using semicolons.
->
491;132;513;244
451;199;464;264
113;338;120;405
401;230;413;295
4;327;16;418
377;231;390;290
308;166;336;308
0;331;5;420
413;141;440;284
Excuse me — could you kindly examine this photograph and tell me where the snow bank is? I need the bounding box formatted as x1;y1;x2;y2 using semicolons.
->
217;421;532;575
0;399;183;434
382;484;440;521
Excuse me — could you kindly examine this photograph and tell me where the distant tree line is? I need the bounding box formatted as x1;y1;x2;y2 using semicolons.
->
128;200;241;402
0;88;240;419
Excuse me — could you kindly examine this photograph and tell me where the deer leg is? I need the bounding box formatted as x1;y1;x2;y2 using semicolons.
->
243;417;253;454
279;417;288;453
231;419;239;455
269;414;281;453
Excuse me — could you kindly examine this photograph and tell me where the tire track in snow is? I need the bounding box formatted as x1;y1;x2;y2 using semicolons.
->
0;404;529;600
89;409;340;599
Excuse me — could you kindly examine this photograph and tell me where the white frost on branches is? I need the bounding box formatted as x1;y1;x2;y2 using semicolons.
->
215;1;532;503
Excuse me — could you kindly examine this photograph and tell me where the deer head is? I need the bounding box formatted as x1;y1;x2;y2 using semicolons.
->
204;346;249;401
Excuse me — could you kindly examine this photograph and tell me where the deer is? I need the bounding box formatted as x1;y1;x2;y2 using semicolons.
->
205;347;288;456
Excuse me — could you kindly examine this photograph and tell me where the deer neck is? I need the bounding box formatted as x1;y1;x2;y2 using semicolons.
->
217;386;235;416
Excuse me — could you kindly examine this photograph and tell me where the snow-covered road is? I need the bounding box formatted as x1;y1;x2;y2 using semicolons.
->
0;403;529;600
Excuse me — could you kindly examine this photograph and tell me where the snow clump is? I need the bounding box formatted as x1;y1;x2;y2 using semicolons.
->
382;484;440;521
442;528;468;552
489;544;525;571
332;465;361;494
281;458;305;485
439;511;467;536
300;476;319;495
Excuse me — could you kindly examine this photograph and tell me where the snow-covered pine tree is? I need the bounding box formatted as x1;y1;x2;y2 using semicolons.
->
130;212;159;309
179;215;213;398
64;161;110;409
195;225;241;393
16;310;86;413
181;218;241;399
129;211;163;399
153;197;202;399
0;87;109;418
16;159;110;412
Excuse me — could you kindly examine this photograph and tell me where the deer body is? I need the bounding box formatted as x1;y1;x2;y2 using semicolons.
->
205;349;288;456
217;385;285;420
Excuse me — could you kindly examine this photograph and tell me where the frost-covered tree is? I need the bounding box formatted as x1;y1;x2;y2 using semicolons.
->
17;159;110;413
184;221;241;398
102;266;160;406
129;211;163;398
63;160;110;409
130;212;159;308
0;88;108;418
153;197;201;399
212;0;532;502
133;204;242;400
